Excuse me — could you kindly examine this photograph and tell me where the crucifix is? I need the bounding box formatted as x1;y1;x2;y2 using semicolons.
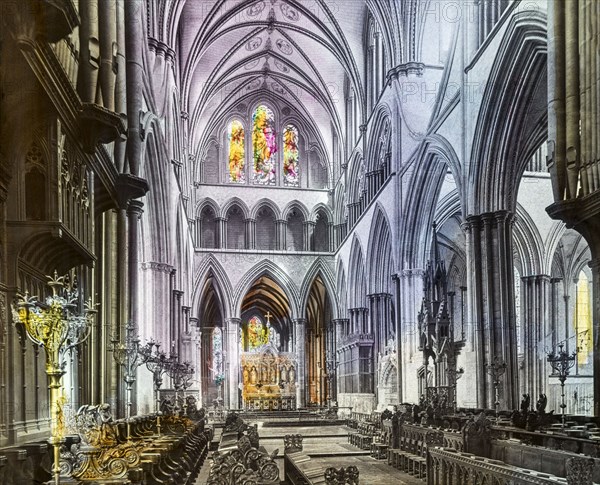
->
265;311;272;325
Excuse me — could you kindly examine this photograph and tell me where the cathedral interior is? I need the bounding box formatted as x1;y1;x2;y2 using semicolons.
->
1;0;600;484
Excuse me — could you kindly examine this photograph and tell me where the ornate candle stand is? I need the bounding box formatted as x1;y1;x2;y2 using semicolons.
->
180;362;195;415
446;362;464;412
11;271;96;485
110;322;148;441
141;341;171;436
167;359;193;415
486;356;507;424
547;342;576;428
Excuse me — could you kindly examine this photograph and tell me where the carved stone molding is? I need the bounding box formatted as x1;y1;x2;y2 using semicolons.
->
140;262;174;274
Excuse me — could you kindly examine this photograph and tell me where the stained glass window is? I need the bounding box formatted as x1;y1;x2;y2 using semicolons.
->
252;105;277;184
246;315;270;351
283;124;299;186
212;327;224;383
575;271;592;367
228;120;245;183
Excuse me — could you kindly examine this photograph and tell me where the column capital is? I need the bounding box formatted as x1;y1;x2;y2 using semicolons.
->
226;317;242;326
182;305;191;314
588;258;600;273
293;318;307;325
140;261;174;273
173;289;184;300
276;219;287;225
127;199;144;218
244;218;256;224
189;317;199;327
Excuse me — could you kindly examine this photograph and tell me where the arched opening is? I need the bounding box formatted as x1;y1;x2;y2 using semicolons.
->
26;167;46;221
256;206;276;250
198;206;217;248
286;209;304;251
226;205;245;249
305;276;333;406
198;276;225;409
240;275;295;410
313;210;330;252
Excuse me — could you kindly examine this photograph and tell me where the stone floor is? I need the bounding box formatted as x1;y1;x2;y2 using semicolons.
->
196;423;424;484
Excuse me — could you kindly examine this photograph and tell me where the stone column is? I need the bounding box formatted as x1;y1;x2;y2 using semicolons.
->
300;221;311;251
245;218;255;249
465;211;518;409
276;219;287;250
328;222;335;252
225;318;241;410
217;217;226;248
522;275;551;400
294;318;307;408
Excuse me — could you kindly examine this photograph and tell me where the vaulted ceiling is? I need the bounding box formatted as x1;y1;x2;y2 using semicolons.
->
177;0;371;163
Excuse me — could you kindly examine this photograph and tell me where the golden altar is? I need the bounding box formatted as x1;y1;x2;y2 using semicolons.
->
241;343;297;410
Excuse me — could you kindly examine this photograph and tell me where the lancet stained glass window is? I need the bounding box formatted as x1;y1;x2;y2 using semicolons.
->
212;327;224;383
246;315;270;351
283;124;299;186
252;105;277;184
228;120;245;183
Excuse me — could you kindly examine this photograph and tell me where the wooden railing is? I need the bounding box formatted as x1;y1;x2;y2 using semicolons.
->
428;447;567;485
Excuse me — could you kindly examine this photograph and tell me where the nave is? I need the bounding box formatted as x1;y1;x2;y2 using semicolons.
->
1;0;600;484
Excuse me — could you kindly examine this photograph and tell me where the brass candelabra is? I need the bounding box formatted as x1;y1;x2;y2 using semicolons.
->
168;360;194;415
12;272;96;485
547;342;576;429
110;322;148;440
140;341;174;436
486;356;507;424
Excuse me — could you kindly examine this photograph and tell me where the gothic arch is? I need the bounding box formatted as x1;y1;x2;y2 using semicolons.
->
232;259;301;320
139;125;170;263
469;10;547;214
220;197;251;219
366;203;395;294
250;198;283;220
299;258;339;319
400;153;448;269
336;260;348;318
347;235;367;309
366;104;393;173
309;203;333;223
513;203;544;276
195;197;220;217
192;254;234;321
282;200;310;221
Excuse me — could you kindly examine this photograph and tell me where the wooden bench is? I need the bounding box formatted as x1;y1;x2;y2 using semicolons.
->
386;423;444;480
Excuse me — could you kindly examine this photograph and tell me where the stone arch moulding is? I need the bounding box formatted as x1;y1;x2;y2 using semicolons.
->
191;254;234;321
232;259;302;320
298;257;339;319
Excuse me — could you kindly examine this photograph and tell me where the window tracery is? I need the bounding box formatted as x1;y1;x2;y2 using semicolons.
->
228;119;245;183
252;105;277;185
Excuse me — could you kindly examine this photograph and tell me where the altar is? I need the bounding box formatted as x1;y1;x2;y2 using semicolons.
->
241;344;297;410
240;314;297;410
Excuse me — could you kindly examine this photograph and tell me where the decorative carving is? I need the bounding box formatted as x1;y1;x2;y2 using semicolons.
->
283;434;303;453
275;59;289;73
567;457;594;484
280;3;300;21
324;465;359;485
276;39;293;55
246;1;266;16
246;37;263;51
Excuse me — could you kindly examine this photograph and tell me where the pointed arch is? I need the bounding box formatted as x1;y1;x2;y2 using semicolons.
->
220;197;250;219
469;10;547;214
348;235;367;309
366;203;395;294
195;197;220;217
299;258;339;319
192;254;234;321
336;259;348;318
282;200;310;221
513;203;545;276
250;198;283;220
233;259;301;320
